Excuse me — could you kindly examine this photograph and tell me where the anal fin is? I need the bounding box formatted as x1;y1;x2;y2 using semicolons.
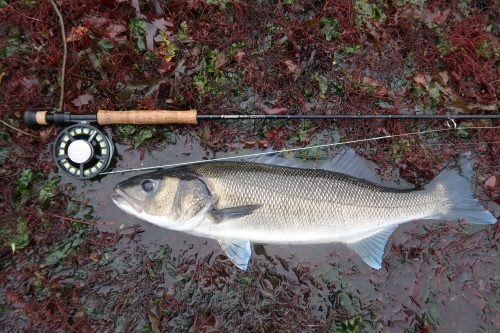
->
218;239;251;270
344;225;398;269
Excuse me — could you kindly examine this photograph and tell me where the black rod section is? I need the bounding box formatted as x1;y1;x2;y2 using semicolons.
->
197;114;500;120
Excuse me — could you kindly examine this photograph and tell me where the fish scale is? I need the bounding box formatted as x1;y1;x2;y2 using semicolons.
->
112;150;496;269
188;162;440;243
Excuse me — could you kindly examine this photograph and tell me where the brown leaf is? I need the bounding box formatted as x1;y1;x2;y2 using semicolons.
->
158;61;174;75
257;140;270;148
256;101;288;115
73;94;93;107
89;251;100;262
485;175;497;191
362;76;388;96
215;52;228;70
235;51;245;65
240;139;256;148
101;23;127;41
266;107;289;115
84;17;126;41
423;7;451;26
435;83;472;113
147;312;161;333
413;73;431;87
438;71;449;87
492;314;500;329
284;59;299;76
67;26;89;42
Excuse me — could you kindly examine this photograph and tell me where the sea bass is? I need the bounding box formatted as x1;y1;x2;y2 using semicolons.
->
111;149;496;269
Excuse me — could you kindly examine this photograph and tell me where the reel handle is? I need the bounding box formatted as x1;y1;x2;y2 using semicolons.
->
96;109;198;125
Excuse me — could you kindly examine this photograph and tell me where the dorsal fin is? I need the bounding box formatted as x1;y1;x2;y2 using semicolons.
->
322;148;382;184
238;148;306;168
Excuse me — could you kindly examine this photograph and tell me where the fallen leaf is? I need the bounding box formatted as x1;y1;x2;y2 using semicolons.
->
240;139;256;148
492;314;500;329
235;51;245;64
147;311;161;333
263;128;285;140
73;93;93;107
485;175;497;191
158;61;174;75
67;26;89;42
84;17;126;41
256;101;289;115
413;73;431;87
438;71;449;86
0;72;5;84
284;59;299;76
187;0;203;10
215;51;228;70
101;23;127;41
467;103;499;111
257;140;270;148
423;7;451;26
362;76;388;96
403;5;421;17
89;251;100;262
435;83;472;113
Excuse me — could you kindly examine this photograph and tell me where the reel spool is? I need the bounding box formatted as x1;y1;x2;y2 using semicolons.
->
53;124;114;179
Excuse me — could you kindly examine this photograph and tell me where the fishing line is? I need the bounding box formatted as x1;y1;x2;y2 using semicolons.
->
100;124;500;176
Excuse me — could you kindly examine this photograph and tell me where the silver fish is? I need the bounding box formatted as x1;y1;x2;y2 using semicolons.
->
111;149;496;269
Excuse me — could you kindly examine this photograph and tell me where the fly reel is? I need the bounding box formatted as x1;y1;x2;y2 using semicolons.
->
53;124;114;179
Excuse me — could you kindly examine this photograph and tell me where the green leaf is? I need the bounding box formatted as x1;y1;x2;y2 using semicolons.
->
312;73;329;99
14;169;43;204
428;87;440;99
19;0;37;8
130;18;147;37
97;39;114;53
2;218;30;250
133;127;158;148
130;18;147;51
319;17;340;41
117;124;136;138
0;146;10;164
39;176;61;205
342;45;361;56
46;223;88;265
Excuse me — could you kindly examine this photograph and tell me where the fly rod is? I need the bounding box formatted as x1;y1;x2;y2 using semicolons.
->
23;109;500;128
21;109;500;180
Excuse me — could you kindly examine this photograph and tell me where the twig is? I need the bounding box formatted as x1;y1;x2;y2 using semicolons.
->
0;119;41;139
47;213;115;225
6;4;42;21
48;0;67;112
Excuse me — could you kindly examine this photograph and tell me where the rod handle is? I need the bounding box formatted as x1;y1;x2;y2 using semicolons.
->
96;110;198;125
24;109;48;128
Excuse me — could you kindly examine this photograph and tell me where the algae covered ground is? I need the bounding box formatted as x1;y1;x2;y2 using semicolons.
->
1;0;500;332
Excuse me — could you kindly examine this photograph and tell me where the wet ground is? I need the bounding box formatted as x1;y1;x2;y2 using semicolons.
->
1;0;500;332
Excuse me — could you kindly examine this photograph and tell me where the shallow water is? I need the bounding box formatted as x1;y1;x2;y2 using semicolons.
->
54;133;500;332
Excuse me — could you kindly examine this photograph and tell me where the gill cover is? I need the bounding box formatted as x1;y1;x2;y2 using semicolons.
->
113;169;214;231
166;174;214;230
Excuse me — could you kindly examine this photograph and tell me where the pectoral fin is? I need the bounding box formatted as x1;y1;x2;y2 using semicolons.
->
218;239;251;270
344;225;398;269
210;205;262;223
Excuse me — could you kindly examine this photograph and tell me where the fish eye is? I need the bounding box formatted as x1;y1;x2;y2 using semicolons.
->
141;179;156;193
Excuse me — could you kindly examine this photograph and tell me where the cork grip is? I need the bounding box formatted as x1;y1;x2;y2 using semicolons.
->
96;110;198;125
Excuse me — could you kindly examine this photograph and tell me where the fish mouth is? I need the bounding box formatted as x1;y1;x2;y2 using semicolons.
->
111;187;145;213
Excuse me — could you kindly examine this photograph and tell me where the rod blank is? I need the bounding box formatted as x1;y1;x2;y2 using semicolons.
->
23;109;500;129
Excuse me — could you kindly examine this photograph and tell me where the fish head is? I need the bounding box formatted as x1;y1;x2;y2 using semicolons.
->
111;168;214;230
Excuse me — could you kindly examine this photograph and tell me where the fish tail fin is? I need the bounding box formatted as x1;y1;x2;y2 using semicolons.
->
427;166;496;224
